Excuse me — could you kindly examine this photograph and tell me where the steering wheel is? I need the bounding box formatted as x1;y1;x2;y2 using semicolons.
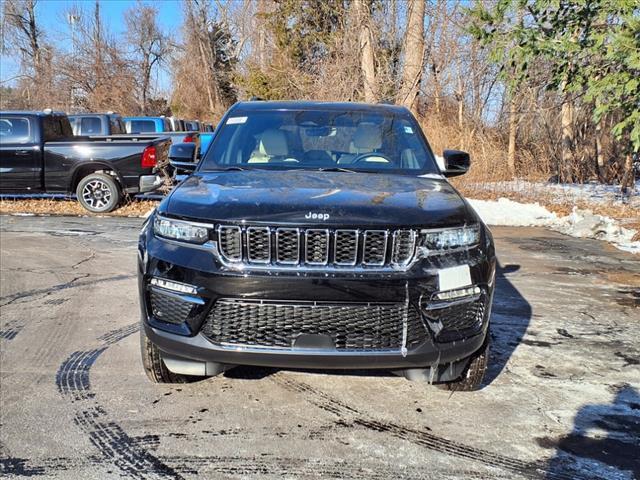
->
351;152;392;164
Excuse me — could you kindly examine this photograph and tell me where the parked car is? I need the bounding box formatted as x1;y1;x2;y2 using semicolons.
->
123;116;199;149
0;110;171;212
139;101;496;391
183;120;201;132
202;123;215;132
199;132;214;158
122;116;201;166
167;116;185;132
124;116;173;134
68;112;126;136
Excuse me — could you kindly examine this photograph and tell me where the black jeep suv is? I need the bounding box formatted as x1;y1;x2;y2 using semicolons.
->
138;101;496;391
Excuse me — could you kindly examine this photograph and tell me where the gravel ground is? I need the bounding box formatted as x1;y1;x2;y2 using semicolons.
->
0;215;638;479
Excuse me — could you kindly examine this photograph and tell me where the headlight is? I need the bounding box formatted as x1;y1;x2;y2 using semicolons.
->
419;225;480;252
153;215;210;244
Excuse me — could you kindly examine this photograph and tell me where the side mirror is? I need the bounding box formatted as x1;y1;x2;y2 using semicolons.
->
169;143;198;174
443;149;470;177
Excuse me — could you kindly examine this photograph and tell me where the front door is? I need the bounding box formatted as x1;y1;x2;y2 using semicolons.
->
0;116;41;191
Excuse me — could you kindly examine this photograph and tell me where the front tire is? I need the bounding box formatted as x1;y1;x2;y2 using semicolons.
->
140;328;198;384
437;339;490;392
76;172;121;213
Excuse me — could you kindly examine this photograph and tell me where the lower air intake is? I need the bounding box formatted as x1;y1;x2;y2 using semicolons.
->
201;299;428;351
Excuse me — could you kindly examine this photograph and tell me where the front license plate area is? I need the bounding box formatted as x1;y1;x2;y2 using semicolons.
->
438;265;471;291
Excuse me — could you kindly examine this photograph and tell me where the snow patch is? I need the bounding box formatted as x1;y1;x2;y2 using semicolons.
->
471;179;639;208
468;197;639;254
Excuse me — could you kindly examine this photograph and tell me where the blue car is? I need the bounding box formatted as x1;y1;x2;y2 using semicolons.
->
124;117;173;134
199;132;214;157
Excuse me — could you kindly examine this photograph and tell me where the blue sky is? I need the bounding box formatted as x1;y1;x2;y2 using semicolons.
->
1;0;184;90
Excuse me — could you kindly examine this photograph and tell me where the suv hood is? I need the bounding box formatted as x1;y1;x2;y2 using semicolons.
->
164;170;476;228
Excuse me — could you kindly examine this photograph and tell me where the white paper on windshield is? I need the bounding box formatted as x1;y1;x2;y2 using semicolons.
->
226;116;247;125
438;265;471;291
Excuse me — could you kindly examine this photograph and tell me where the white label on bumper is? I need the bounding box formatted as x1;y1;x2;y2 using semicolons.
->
438;265;471;291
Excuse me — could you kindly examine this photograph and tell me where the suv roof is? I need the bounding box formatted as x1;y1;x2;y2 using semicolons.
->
1;110;67;117
231;100;409;115
68;113;120;116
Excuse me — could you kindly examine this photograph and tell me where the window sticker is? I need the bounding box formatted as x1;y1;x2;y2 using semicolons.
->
226;116;248;125
403;126;414;134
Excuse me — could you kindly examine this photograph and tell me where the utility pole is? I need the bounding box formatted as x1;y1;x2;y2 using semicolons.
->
67;12;80;111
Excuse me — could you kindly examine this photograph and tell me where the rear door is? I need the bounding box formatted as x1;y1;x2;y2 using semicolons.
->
0;115;41;191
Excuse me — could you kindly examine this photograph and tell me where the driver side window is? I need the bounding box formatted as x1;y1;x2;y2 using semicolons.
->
0;117;32;144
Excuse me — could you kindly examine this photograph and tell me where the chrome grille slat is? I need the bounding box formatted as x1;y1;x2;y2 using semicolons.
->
216;225;416;269
247;227;271;263
391;230;417;266
334;230;359;265
276;228;300;264
305;229;330;265
362;230;388;266
218;226;242;261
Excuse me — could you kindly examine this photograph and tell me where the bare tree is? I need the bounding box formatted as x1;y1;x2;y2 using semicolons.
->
58;1;136;113
353;0;377;102
1;0;59;106
2;0;43;75
397;0;425;112
125;1;170;114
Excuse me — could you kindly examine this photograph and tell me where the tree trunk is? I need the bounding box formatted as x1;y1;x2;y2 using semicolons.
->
507;94;517;175
256;0;268;69
354;0;377;103
187;1;215;114
622;152;634;193
397;0;425;113
595;119;605;179
560;97;574;182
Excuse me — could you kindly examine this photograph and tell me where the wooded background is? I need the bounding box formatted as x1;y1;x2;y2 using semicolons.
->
1;0;638;188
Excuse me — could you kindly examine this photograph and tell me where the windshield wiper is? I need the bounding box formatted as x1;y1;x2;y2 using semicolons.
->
214;166;248;171
317;167;358;173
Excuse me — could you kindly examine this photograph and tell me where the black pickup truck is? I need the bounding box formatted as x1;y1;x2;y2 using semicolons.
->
0;110;171;212
139;101;496;391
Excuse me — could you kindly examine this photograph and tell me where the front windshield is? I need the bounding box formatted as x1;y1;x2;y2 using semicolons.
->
200;109;439;174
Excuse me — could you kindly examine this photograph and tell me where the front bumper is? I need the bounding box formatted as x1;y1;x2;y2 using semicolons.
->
138;225;496;372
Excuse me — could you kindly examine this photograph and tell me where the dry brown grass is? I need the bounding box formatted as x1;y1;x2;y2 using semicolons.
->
419;113;640;239
0;199;159;217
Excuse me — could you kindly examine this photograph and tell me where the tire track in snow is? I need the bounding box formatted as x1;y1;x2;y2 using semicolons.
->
271;375;585;480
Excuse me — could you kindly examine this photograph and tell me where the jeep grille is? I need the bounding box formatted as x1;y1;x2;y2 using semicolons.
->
216;225;417;269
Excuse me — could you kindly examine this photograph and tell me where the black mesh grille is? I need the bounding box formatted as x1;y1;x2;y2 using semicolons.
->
334;230;358;265
219;226;242;261
201;299;428;351
306;230;329;264
362;231;387;265
425;296;487;343
149;290;195;324
276;228;299;264
247;227;270;262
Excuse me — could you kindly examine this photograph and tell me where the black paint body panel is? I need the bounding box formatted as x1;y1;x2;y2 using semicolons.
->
0;112;171;194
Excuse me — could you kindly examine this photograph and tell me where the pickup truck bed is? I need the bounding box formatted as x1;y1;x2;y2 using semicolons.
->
41;135;171;194
0;111;171;212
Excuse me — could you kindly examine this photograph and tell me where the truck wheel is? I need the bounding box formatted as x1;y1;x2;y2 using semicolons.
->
76;173;121;213
139;328;199;384
437;339;489;392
